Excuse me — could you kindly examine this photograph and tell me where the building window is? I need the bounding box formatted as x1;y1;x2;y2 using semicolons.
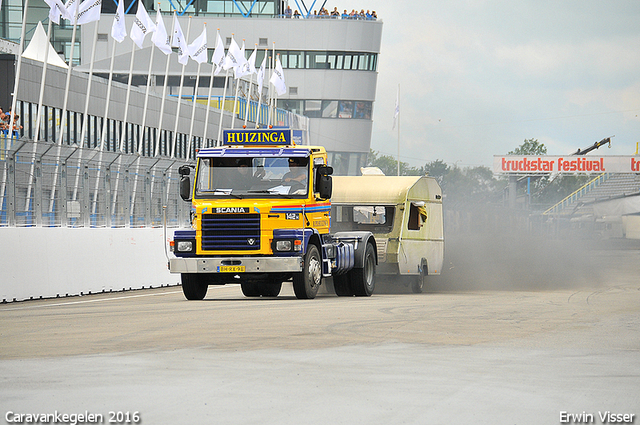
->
279;99;303;115
338;101;354;118
354;102;372;119
303;100;322;118
327;152;367;176
321;101;338;118
274;50;377;71
298;100;372;120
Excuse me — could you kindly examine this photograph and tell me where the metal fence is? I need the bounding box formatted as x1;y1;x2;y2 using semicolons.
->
1;138;193;228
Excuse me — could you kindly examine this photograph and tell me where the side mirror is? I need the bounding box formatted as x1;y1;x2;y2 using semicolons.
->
179;176;191;201
179;165;192;201
315;165;333;199
178;165;191;176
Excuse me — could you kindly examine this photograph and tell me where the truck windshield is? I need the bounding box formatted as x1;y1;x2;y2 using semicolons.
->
195;156;309;198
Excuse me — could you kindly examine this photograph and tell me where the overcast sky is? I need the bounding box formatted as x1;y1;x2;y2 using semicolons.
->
338;0;640;169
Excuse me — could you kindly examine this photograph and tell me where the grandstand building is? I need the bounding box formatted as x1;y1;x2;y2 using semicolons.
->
1;0;383;175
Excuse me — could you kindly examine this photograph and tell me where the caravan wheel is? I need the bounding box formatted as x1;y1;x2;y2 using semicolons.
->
411;260;428;293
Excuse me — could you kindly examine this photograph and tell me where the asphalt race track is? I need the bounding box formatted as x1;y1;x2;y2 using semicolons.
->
1;238;638;425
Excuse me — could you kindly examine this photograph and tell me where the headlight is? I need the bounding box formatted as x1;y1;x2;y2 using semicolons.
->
276;240;292;251
177;241;194;252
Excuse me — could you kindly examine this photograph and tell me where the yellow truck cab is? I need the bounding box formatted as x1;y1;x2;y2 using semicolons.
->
169;128;377;300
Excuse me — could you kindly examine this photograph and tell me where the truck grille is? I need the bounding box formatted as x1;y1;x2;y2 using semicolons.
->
201;213;261;251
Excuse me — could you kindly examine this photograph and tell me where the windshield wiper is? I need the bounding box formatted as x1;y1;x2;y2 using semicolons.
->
247;189;293;198
209;190;242;199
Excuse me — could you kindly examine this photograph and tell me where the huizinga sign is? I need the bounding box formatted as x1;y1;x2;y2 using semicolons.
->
222;129;292;146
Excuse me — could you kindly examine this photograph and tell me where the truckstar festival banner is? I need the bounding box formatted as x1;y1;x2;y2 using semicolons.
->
493;156;640;174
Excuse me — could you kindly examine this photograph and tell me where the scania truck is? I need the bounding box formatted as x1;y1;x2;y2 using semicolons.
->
168;128;377;300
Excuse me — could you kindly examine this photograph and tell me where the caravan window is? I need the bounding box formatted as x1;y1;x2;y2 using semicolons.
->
353;206;386;224
331;205;395;233
408;202;427;230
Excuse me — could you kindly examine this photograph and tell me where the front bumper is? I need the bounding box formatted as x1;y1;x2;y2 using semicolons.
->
169;256;304;274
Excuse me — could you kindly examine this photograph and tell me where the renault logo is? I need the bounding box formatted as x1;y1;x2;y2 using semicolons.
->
247;238;256;245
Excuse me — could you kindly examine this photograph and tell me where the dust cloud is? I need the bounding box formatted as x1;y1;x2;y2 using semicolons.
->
374;202;637;294
427;230;608;292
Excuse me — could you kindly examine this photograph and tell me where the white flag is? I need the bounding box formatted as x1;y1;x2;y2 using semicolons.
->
111;0;126;42
64;0;80;21
44;0;70;24
270;55;286;96
256;54;267;94
247;46;257;75
76;0;101;25
392;87;399;130
235;41;252;79
130;0;156;49
223;37;242;72
188;26;208;64
151;9;172;55
172;14;189;65
237;43;256;79
212;31;226;75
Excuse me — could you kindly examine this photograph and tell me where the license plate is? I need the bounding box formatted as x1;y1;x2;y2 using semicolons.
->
217;265;245;273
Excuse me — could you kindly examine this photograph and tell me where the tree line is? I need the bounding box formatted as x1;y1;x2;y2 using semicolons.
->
367;139;593;210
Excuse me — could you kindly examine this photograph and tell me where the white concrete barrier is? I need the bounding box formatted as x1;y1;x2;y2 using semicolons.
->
1;228;181;302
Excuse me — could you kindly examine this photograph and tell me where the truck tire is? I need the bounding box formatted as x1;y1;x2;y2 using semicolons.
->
349;243;376;297
241;282;262;297
261;279;282;297
293;244;322;299
241;279;283;297
181;273;208;300
333;274;352;296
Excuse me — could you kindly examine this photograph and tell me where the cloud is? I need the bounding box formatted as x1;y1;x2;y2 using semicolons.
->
361;1;640;168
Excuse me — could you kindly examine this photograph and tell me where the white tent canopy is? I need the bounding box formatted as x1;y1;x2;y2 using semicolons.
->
22;21;68;69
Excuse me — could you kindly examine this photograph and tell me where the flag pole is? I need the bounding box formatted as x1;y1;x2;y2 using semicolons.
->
57;1;81;146
171;16;192;157
230;39;245;130
270;42;275;127
256;49;267;129
112;31;138;221
216;70;230;145
72;18;101;205
94;1;125;221
187;23;207;160
46;0;82;217
8;0;28;141
1;0;29;223
138;44;156;155
155;9;176;156
79;21;100;148
266;54;271;128
396;84;400;176
216;34;234;146
37;21;55;215
202;29;222;148
187;57;202;158
92;36;116;216
154;51;172;156
130;31;159;219
33;20;53;145
243;44;257;128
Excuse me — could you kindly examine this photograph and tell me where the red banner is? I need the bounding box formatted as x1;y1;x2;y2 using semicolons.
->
493;156;640;174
